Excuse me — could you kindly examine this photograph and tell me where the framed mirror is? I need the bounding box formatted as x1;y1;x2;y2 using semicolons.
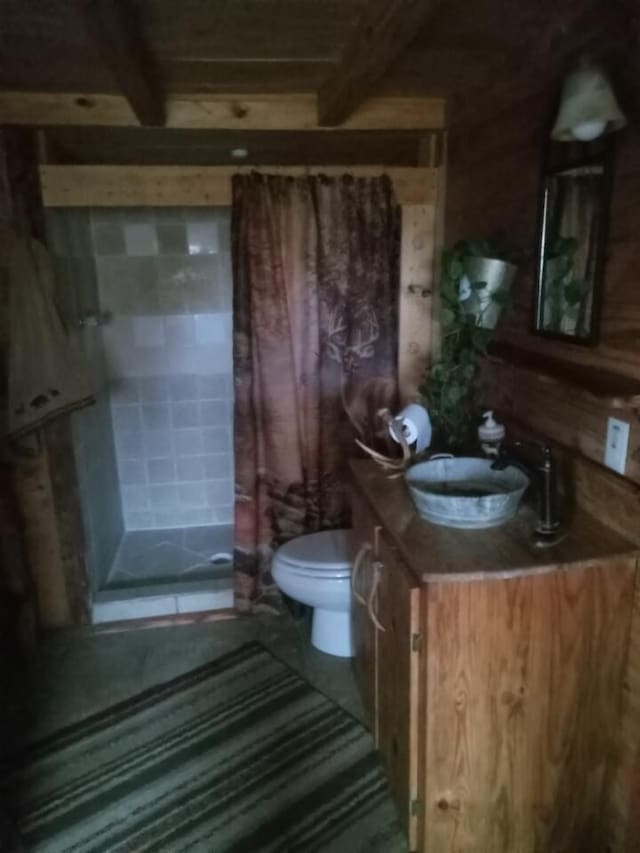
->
534;142;613;344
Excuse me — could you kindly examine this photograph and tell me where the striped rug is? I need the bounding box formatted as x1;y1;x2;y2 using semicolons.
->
3;642;407;853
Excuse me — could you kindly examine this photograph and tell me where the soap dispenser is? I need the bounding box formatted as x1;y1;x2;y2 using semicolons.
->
478;410;505;458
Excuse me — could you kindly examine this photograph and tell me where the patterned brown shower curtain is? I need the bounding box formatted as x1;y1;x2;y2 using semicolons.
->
232;173;400;613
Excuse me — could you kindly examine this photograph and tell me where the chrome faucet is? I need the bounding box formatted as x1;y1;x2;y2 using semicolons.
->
491;441;561;538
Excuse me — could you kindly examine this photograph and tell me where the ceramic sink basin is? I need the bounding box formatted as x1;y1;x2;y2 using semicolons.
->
405;456;530;529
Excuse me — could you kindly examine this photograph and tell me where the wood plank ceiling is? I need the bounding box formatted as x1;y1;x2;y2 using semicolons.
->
0;0;635;166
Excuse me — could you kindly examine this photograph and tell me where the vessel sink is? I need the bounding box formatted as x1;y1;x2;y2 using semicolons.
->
405;456;530;529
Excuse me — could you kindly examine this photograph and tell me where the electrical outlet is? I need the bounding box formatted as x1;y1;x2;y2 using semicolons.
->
604;417;630;475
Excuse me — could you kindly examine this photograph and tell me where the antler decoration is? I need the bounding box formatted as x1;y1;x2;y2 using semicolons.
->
355;408;414;478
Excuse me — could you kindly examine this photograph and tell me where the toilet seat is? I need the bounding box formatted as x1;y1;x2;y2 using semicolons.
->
274;529;351;578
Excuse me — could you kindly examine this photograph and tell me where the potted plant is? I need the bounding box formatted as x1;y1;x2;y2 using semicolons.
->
457;239;519;329
542;236;591;336
420;239;520;450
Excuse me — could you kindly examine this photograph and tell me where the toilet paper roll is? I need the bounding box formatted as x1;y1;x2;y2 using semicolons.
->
388;404;432;453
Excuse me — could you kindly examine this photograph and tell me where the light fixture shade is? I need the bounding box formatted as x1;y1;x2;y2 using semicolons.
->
551;63;627;141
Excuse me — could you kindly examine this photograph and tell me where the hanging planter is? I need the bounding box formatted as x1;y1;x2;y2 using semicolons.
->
459;255;518;329
420;239;520;451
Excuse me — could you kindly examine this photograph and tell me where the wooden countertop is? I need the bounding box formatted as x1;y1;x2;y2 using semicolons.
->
350;460;639;583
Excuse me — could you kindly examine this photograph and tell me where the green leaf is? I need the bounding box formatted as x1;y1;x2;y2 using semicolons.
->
446;384;463;403
441;308;455;328
490;290;509;306
551;236;578;257
472;328;492;352
462;363;477;381
426;237;520;450
563;281;584;305
448;258;464;280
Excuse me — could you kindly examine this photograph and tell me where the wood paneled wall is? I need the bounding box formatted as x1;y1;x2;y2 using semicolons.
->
445;78;640;851
446;92;640;485
0;129;89;629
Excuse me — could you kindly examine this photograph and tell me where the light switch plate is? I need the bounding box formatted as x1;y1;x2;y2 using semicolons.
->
605;417;630;475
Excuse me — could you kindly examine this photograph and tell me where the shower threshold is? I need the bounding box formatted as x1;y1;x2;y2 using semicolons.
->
93;525;234;624
93;577;233;624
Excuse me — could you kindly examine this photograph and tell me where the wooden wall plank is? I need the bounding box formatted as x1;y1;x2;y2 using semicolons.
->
11;448;72;628
39;164;438;207
429;131;447;360
446;73;640;547
318;0;441;126
478;358;640;487
399;204;435;401
474;389;640;546
0;92;446;131
136;0;361;63
43;418;91;624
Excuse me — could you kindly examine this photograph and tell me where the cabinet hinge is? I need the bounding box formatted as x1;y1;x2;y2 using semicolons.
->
411;633;423;653
411;799;424;816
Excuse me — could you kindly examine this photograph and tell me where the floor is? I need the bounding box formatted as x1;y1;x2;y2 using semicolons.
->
1;615;406;852
4;613;365;747
105;525;233;589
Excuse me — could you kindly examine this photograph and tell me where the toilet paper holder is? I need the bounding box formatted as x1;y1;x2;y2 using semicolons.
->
354;404;431;478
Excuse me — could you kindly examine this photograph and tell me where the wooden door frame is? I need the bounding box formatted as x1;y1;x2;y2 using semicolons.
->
39;163;440;400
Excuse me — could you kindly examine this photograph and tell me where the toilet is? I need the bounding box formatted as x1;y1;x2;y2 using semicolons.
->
272;529;353;658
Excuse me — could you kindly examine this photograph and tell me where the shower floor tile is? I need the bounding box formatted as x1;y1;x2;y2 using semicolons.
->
105;525;233;590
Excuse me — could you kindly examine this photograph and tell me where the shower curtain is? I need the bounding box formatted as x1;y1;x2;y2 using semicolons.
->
232;173;400;613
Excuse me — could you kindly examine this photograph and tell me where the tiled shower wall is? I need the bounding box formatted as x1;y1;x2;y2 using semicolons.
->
46;209;124;591
94;207;234;530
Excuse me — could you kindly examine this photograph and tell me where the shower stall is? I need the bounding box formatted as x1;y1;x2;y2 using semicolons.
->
46;206;235;622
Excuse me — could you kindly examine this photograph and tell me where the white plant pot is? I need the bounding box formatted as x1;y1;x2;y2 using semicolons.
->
460;257;517;329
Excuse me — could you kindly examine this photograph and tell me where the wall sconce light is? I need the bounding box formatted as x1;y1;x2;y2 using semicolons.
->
551;61;627;142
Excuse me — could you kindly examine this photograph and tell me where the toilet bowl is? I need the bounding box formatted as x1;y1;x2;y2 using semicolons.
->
272;529;353;658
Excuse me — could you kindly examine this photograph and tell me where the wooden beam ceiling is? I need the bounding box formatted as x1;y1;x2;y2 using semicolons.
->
318;0;440;126
78;0;165;126
39;165;438;207
1;0;630;119
41;126;441;168
0;92;445;131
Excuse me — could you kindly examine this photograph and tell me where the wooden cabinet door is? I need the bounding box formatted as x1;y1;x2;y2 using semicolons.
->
349;489;381;735
375;530;422;851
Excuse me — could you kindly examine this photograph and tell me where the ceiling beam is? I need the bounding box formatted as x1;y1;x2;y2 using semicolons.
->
41;126;436;167
39;165;438;207
0;92;445;131
318;0;441;126
78;0;165;126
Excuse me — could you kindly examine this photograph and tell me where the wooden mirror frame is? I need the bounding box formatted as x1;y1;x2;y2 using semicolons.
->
532;137;614;347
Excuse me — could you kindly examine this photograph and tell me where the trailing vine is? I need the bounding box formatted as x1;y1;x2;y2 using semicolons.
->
419;239;519;451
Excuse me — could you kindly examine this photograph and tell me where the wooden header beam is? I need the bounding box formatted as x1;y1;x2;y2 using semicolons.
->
1;92;445;131
39;165;438;207
318;0;441;126
79;0;165;127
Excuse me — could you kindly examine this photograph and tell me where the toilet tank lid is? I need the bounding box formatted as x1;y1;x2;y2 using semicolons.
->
277;529;352;570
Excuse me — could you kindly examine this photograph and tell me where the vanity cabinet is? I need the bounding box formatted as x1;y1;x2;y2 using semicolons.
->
374;531;421;848
350;461;640;853
350;489;379;733
351;488;421;848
